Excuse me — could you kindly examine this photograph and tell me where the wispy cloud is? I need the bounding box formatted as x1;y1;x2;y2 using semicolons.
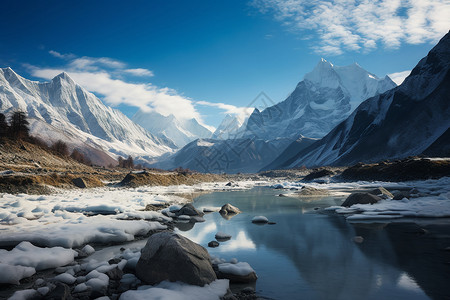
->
30;51;263;128
196;100;252;119
68;56;126;71
49;50;76;60
251;0;450;55
388;70;411;85
124;68;154;77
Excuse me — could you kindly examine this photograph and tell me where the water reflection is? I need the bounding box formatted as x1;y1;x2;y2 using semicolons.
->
175;187;450;300
219;231;256;251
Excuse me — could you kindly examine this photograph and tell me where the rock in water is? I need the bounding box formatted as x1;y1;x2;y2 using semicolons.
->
342;193;382;207
175;203;204;217
208;241;220;248
353;236;364;243
296;186;330;196
215;232;232;241
251;216;269;224
136;232;216;286
72;177;87;188
219;203;241;215
217;262;258;283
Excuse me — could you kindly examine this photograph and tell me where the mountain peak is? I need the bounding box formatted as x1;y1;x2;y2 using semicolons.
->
53;72;75;85
303;58;339;88
319;58;332;66
1;67;20;78
283;31;450;168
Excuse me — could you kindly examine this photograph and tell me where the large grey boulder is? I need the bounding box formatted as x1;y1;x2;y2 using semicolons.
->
136;232;216;286
175;203;204;217
342;193;382;207
72;177;87;188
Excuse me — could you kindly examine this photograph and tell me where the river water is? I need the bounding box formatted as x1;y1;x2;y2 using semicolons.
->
176;187;450;300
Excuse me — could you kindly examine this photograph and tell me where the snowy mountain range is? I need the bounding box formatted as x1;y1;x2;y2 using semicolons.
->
270;31;450;169
240;59;396;140
0;68;176;165
211;114;247;140
154;60;396;173
132;110;212;148
3;37;442;173
152;137;296;173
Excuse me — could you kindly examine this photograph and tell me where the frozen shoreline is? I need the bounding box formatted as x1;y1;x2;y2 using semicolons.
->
1;176;450;299
0;179;266;299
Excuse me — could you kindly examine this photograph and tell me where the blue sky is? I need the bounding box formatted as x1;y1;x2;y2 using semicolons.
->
1;0;448;129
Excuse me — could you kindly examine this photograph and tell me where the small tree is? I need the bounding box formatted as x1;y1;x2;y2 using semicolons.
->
125;155;134;169
70;149;91;165
51;140;69;156
174;167;192;175
9;110;29;140
0;113;8;138
28;136;49;149
118;156;124;168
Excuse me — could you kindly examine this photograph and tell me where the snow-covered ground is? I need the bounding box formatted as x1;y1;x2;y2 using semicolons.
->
273;176;450;221
1;176;449;298
0;180;263;298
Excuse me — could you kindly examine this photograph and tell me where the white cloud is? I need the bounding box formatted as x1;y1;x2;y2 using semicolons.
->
196;101;252;119
251;0;450;55
28;53;203;123
68;57;126;71
124;68;154;77
49;50;76;60
388;70;411;85
30;52;255;128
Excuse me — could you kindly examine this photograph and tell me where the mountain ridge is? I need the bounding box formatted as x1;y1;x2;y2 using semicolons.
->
272;31;450;169
157;59;397;173
239;58;396;140
131;109;212;148
0;68;176;165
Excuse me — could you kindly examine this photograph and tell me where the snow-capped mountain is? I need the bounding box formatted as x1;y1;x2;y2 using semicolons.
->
158;60;396;173
151;137;294;173
211;114;246;140
0;68;176;165
274;31;450;169
132;110;212;148
240;59;396;140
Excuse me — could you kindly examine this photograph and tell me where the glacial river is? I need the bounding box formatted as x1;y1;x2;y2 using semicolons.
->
176;187;450;300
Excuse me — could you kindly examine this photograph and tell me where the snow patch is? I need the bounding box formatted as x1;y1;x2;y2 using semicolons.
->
119;279;229;300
